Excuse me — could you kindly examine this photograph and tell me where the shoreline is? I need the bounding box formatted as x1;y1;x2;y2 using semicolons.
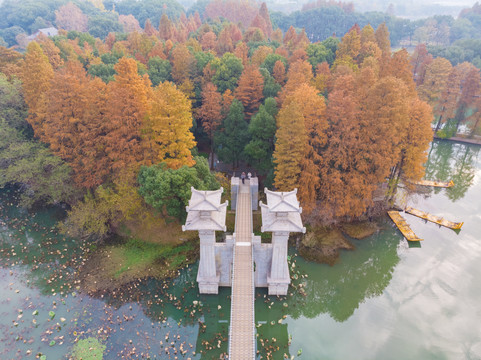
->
434;135;481;146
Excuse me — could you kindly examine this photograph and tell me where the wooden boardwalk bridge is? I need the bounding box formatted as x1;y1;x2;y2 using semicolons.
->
183;178;305;359
228;181;256;359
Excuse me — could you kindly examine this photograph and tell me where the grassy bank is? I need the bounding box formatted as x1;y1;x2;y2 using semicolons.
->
78;214;199;294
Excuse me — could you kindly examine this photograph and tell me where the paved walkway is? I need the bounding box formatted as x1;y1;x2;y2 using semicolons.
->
229;181;255;359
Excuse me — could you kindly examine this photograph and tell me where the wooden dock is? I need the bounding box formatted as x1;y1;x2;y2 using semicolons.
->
410;179;454;188
405;206;463;230
228;182;256;359
387;211;423;241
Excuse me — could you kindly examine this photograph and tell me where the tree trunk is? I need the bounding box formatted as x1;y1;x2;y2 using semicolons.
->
434;112;444;133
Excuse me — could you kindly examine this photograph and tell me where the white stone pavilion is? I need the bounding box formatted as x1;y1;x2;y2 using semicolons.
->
183;181;305;297
182;187;228;294
259;188;306;295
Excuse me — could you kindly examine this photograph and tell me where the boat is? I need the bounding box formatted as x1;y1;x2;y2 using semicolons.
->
405;206;463;230
387;211;423;241
410;179;454;188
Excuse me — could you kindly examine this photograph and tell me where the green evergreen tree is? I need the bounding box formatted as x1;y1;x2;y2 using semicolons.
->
147;56;172;86
244;97;277;172
214;99;249;168
138;156;219;221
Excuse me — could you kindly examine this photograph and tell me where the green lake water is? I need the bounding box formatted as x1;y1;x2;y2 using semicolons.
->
1;139;481;359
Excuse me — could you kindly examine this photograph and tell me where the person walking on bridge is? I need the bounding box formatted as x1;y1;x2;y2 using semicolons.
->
241;172;246;184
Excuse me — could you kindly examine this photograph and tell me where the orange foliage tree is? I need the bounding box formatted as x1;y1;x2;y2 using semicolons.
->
235;64;264;119
197;82;223;167
44;61;108;188
103;57;151;178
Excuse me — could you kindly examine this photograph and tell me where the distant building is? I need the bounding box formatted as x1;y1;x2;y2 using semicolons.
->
26;27;58;41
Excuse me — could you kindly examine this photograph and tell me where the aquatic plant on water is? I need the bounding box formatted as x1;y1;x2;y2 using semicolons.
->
71;337;106;360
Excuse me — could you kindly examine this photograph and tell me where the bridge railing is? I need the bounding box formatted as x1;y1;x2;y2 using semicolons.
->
251;226;257;358
228;177;240;357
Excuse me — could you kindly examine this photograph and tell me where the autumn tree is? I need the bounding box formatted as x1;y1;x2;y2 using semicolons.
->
375;23;391;57
234;42;249;67
396;99;434;183
0;46;23;78
312;62;331;93
336;24;361;63
273;101;306;192
103;57;150;178
21;42;54;138
361;76;411;202
144;82;196;169
273;60;286;84
250;14;268;38
44;61;108;188
454;65;481;133
222;89;234;116
37;35;64;69
259;2;273;38
55;2;88;32
171;44;195;84
277;59;313;105
417;57;452;106
384;49;416;97
159;14;174;40
197;82;223;167
410;44;433;86
251;46;273;67
319;74;370;218
119;15;142;33
288;84;327;212
434;67;460;133
214;99;249;168
144;19;158;37
201;31;217;51
235;64;264;119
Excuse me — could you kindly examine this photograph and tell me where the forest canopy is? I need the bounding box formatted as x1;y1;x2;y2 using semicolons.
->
0;0;479;236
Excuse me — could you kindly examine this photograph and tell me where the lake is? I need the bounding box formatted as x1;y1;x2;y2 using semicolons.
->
1;139;480;359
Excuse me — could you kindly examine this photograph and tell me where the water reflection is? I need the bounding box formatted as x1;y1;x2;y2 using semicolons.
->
424;140;480;201
284;225;400;323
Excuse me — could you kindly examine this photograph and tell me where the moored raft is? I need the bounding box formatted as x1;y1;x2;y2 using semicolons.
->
411;179;454;188
387;211;423;241
405;206;463;230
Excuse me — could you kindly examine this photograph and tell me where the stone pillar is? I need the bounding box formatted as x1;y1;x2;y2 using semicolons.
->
267;231;290;295
249;177;258;210
231;177;239;209
197;230;220;294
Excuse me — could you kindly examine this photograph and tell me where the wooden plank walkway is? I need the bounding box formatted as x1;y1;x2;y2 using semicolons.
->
228;181;256;359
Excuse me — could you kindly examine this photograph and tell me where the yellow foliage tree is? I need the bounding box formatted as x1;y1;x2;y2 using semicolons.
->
273;102;306;192
145;82;196;169
21;41;54;138
284;84;327;212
